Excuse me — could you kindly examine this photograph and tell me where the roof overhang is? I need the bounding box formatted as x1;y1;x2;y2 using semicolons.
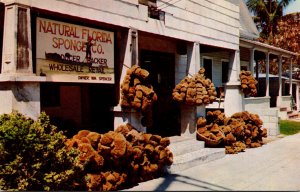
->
239;0;260;39
240;38;299;58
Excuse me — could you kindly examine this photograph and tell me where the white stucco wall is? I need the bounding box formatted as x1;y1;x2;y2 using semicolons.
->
280;96;293;111
244;97;280;136
0;81;42;119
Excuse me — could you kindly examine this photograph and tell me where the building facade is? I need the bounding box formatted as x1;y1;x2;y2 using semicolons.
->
1;0;294;137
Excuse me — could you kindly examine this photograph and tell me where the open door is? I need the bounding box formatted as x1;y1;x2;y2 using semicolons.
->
140;50;180;137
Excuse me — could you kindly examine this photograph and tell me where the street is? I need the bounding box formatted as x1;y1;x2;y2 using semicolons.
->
127;133;300;191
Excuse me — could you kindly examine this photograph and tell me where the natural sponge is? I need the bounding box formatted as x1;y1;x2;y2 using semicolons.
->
67;123;173;191
120;65;157;112
172;67;217;105
239;70;257;97
196;110;268;154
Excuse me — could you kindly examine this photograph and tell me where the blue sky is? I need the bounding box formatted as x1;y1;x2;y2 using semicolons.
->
283;0;300;15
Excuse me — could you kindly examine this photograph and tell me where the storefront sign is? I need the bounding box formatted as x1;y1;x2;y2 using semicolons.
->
36;17;114;83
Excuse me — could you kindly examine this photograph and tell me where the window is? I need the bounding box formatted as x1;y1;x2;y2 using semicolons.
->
40;83;60;107
203;58;212;80
139;0;165;21
222;60;229;83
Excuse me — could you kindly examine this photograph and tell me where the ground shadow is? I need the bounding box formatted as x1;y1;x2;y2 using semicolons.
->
154;174;232;191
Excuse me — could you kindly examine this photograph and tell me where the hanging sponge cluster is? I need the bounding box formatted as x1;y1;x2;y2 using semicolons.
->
239;70;258;97
120;65;157;112
172;67;217;105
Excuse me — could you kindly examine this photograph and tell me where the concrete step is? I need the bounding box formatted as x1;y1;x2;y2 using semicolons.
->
166;147;225;174
278;110;288;120
168;136;205;156
288;111;299;119
279;107;287;112
166;136;225;174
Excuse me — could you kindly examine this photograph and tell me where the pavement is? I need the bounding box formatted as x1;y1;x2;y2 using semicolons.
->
125;133;300;191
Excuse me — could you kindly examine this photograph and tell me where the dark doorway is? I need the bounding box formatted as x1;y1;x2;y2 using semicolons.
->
203;58;212;80
292;83;297;110
140;50;180;137
222;61;229;84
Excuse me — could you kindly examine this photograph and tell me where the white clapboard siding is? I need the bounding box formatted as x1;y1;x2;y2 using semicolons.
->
158;0;239;48
185;0;239;26
165;15;239;44
30;0;148;22
25;0;240;50
160;3;239;36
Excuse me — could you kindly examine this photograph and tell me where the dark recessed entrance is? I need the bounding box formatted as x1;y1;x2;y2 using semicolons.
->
41;83;115;137
140;50;180;137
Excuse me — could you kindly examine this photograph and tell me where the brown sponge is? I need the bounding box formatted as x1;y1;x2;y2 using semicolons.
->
111;132;127;158
87;132;102;148
197;117;207;127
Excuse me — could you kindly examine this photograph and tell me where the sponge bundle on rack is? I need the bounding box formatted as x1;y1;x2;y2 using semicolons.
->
120;65;157;112
172;67;217;105
239;70;258;97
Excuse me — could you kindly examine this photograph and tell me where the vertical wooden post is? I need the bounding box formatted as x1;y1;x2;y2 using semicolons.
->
224;50;243;116
277;55;283;107
183;42;201;137
266;52;270;97
0;3;44;120
250;48;255;75
2;4;32;74
289;58;293;95
131;29;138;66
296;83;299;111
187;42;200;76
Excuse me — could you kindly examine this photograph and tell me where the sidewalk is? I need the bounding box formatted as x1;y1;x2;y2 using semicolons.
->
126;133;300;191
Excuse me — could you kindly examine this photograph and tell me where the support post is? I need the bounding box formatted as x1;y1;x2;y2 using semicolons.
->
113;28;144;131
250;48;255;75
187;42;200;76
296;84;299;111
255;58;259;93
289;58;293;95
224;50;243;116
180;105;197;137
183;42;201;137
2;3;33;73
0;3;45;120
266;52;270;97
131;29;138;66
277;55;283;107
